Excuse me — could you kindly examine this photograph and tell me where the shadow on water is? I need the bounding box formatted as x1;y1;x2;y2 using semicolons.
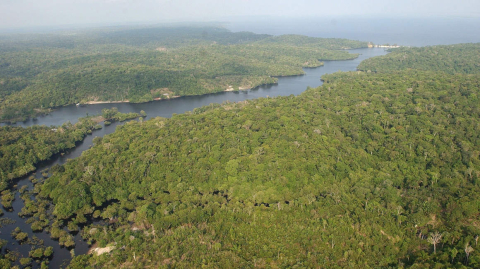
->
0;48;388;268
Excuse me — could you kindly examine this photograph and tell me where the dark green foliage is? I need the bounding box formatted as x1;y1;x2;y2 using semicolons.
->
19;187;51;232
0;190;14;208
11;227;28;242
101;107;139;122
37;43;480;267
28;246;53;259
0;259;12;269
19;257;31;266
0;118;97;191
0;110;139;191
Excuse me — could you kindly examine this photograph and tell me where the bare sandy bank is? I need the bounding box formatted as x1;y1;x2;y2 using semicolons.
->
84;100;130;105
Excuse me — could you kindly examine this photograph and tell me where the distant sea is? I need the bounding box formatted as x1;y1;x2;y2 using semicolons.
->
224;16;480;47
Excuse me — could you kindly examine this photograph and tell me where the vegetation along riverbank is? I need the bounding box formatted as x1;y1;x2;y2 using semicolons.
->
1;42;479;268
0;26;368;123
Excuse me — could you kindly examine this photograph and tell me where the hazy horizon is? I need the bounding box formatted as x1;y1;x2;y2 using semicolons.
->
1;0;479;30
1;15;478;48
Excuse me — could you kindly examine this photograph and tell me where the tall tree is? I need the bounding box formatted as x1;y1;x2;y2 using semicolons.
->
427;232;442;253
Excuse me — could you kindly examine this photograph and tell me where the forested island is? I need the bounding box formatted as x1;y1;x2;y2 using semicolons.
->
0;41;479;268
0;26;368;122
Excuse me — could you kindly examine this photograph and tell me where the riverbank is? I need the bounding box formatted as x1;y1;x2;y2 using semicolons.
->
225;86;259;92
83;100;130;105
85;96;182;104
153;95;180;101
2;48;388;128
0;48;389;268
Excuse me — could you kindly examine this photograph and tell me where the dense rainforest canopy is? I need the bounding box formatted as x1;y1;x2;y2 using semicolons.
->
0;109;140;194
0;119;97;193
0;26;367;122
1;43;477;268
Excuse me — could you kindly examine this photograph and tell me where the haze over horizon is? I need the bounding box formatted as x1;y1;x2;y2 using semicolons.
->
1;0;479;30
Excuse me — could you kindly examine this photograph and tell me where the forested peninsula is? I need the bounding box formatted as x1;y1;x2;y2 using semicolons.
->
0;26;367;122
1;43;478;268
357;43;480;74
0;108;142;195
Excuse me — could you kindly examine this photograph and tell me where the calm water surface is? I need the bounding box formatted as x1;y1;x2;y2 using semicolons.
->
7;48;387;128
1;48;387;268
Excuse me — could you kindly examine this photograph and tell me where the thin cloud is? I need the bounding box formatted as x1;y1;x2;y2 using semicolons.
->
0;0;479;29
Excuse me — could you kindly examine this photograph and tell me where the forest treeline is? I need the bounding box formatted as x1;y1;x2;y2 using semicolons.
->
5;43;477;268
357;43;480;74
0;26;368;122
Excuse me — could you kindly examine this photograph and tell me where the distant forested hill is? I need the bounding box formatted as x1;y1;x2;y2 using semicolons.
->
15;43;479;268
0;26;368;122
357;43;480;74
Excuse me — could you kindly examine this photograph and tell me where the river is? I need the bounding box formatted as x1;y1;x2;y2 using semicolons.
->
0;47;387;268
6;48;387;128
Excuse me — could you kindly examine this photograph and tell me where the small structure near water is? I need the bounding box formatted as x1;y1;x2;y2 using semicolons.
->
368;42;401;48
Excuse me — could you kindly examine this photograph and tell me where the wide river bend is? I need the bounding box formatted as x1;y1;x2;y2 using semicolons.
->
1;48;387;268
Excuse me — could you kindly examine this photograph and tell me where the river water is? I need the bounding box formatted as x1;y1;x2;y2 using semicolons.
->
7;48;387;128
0;47;387;268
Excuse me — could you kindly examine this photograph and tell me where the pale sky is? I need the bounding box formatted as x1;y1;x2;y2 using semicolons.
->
0;0;479;29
